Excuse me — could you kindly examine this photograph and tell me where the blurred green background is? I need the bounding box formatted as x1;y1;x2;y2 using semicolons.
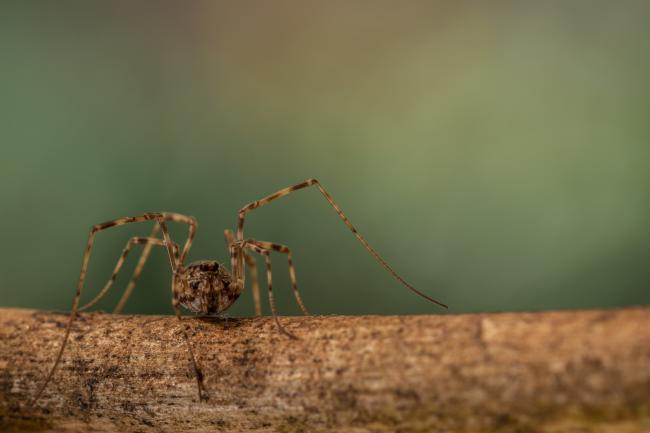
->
1;2;648;317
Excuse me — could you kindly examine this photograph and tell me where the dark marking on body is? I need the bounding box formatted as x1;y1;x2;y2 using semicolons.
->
32;179;447;407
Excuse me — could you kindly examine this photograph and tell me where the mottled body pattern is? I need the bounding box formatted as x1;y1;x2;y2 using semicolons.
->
179;261;237;314
32;179;447;404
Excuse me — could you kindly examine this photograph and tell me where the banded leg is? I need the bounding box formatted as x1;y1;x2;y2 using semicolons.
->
225;229;262;316
236;178;447;309
245;239;309;316
115;223;167;314
79;235;179;312
242;242;298;339
173;303;209;401
31;212;197;405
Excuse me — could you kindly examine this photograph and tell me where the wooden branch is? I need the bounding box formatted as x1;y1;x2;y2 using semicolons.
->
1;307;649;432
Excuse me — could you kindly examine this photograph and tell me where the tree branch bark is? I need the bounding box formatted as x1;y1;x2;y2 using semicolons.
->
1;307;649;432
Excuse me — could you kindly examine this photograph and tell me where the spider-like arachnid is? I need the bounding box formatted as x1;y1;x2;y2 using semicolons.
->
33;178;447;403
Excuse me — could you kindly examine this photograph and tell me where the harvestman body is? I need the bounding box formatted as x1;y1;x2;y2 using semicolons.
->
33;179;447;403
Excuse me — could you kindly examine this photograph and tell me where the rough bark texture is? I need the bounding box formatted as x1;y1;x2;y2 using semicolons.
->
0;307;649;433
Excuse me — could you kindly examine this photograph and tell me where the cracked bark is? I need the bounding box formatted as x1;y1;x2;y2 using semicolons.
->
1;307;649;433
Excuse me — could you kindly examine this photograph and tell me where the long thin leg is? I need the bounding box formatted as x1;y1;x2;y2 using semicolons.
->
247;256;261;316
78;235;179;312
114;223;167;314
172;302;208;401
31;212;197;405
242;242;298;339
245;239;309;316
235;179;447;309
225;229;262;316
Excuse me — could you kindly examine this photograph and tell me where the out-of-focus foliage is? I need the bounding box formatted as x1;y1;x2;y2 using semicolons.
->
1;2;648;316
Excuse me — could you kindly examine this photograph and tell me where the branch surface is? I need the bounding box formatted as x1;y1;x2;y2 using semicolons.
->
1;307;649;432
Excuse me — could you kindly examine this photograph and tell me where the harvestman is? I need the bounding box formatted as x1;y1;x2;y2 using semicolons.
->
33;179;447;403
